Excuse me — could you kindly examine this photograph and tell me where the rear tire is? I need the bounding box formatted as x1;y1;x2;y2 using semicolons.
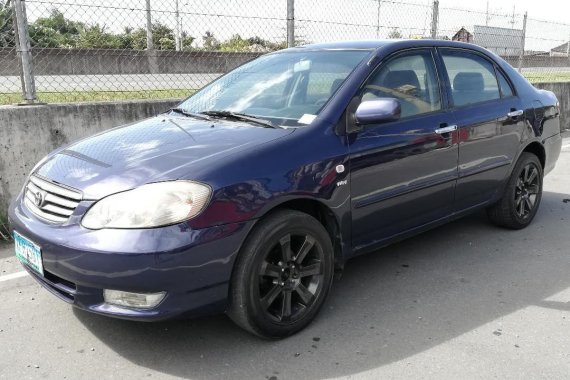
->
228;210;334;339
487;152;543;229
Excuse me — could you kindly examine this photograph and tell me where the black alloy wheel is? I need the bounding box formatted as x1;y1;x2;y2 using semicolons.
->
228;210;334;338
487;152;543;229
257;233;324;323
514;162;541;219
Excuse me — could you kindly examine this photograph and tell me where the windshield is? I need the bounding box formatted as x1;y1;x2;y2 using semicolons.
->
177;49;371;127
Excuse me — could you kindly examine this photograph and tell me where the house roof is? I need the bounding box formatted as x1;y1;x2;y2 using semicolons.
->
551;42;569;53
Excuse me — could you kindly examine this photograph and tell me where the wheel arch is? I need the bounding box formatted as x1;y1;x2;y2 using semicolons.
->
521;141;546;169
270;198;345;270
244;197;347;272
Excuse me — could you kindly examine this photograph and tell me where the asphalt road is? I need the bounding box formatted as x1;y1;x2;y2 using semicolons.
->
1;138;569;379
0;67;568;92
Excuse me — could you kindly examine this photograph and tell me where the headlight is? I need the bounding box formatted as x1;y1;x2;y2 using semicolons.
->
81;181;211;229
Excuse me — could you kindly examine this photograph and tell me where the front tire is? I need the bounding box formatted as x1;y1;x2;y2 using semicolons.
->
228;210;334;338
487;152;543;229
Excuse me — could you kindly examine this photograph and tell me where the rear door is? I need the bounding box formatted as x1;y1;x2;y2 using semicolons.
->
349;48;459;252
437;48;525;212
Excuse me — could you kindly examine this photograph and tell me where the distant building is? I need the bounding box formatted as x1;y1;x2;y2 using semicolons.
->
452;27;473;43
473;25;523;56
550;41;570;57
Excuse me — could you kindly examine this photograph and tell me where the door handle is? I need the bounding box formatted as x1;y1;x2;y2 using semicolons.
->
507;109;523;118
435;125;458;134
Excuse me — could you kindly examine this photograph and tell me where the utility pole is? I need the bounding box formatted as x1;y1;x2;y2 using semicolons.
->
431;0;439;39
567;30;570;57
175;0;181;51
376;0;382;39
517;12;527;73
287;0;294;47
510;5;516;29
485;1;489;26
145;0;153;50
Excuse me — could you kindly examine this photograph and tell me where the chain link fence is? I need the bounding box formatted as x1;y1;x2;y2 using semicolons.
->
1;0;570;105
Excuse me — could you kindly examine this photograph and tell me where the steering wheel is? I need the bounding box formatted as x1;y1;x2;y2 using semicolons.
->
314;98;329;107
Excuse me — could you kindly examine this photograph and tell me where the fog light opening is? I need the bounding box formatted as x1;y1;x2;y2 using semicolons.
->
103;289;166;309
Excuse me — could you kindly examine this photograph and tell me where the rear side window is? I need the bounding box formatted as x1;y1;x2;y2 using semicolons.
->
496;69;514;98
441;50;500;107
362;50;441;118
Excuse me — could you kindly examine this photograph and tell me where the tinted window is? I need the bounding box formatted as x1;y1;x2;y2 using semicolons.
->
361;50;441;118
496;69;514;97
441;50;500;107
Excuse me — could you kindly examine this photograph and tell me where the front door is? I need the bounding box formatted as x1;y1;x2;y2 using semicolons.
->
349;48;459;252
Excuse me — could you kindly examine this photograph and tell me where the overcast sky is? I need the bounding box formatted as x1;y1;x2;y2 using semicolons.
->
24;0;570;51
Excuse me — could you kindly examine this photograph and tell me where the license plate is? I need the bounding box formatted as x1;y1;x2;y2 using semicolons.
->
14;231;44;276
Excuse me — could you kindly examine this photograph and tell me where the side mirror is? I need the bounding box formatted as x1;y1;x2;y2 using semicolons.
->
350;98;401;131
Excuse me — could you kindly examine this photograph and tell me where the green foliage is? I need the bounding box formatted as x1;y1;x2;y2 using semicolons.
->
77;24;121;49
202;30;220;51
388;27;403;39
29;9;82;48
219;34;286;52
15;7;286;52
0;0;15;48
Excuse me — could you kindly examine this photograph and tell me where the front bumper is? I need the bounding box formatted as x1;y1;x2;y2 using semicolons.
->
9;193;255;321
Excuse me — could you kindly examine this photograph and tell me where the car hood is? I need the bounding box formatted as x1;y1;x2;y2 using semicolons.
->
35;116;294;200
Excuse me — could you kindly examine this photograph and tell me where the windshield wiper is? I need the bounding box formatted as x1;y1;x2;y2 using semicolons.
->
169;107;212;121
200;110;279;129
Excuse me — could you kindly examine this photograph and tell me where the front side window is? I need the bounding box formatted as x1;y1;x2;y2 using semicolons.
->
178;50;371;127
441;50;501;107
361;50;442;119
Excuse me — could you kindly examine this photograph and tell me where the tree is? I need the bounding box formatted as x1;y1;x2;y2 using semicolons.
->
0;0;15;48
77;24;121;49
388;27;403;39
202;30;219;50
28;9;83;48
181;31;195;50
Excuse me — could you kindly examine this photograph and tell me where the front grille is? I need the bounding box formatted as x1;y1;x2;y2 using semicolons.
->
24;175;82;223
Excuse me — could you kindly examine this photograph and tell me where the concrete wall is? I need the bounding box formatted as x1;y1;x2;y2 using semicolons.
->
0;99;179;218
2;48;568;77
0;82;568;220
502;55;570;68
0;48;261;76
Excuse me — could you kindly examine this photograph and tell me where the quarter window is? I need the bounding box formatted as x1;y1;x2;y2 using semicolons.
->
361;51;441;118
441;50;501;107
496;69;514;98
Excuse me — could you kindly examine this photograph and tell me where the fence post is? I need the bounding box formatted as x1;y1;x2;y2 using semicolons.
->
518;12;527;73
13;0;37;104
430;0;439;39
287;0;295;47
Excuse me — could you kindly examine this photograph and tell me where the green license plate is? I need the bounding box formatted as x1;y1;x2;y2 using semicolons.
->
14;231;44;276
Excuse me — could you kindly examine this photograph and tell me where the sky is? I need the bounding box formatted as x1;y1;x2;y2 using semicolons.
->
23;0;570;52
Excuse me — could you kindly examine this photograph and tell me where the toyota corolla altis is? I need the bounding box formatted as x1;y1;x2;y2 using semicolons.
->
10;40;562;338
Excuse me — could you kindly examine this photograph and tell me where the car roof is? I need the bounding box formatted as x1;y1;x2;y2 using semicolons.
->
301;39;489;52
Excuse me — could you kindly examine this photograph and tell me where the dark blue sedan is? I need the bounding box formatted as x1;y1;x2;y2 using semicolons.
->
9;40;562;338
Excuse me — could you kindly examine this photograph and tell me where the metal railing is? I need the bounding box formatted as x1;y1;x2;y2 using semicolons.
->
1;0;569;105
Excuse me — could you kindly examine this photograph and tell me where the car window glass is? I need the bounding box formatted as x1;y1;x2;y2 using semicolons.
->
496;69;514;98
361;51;441;119
178;50;370;127
441;51;500;107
